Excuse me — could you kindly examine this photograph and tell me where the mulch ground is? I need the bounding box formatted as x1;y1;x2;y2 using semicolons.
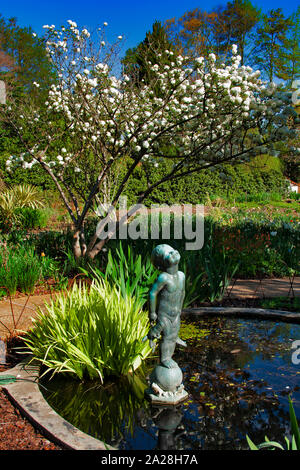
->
0;389;63;450
0;337;64;451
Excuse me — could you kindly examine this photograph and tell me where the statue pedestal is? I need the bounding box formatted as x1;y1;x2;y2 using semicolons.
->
145;386;188;405
145;362;189;405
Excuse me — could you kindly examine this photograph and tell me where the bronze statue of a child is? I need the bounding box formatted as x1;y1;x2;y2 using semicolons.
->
147;244;186;369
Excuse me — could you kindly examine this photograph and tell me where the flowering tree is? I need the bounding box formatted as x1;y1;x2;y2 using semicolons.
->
1;21;298;259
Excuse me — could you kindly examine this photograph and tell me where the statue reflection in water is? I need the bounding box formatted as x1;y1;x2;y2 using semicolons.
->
151;404;185;450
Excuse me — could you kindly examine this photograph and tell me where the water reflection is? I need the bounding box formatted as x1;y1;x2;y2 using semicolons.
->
40;317;300;450
152;405;184;450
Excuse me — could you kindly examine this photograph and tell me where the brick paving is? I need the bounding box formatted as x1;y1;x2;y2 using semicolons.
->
0;293;56;340
226;277;300;299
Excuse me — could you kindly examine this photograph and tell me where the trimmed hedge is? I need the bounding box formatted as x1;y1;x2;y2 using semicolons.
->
124;159;288;206
1;149;288;207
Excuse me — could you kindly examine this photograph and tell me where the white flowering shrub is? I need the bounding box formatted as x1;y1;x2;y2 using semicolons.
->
1;21;299;259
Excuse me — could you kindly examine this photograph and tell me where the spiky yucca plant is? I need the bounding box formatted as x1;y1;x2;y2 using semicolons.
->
0;184;45;225
11;184;45;209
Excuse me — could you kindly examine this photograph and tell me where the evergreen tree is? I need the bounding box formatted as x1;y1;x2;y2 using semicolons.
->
276;7;300;87
122;20;177;86
0;14;57;188
253;9;292;82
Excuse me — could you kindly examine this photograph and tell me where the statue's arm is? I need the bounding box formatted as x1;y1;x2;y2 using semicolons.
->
149;273;168;322
179;272;185;310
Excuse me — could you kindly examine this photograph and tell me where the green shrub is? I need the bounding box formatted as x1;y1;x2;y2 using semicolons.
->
22;278;152;381
123;158;287;206
15;207;51;229
1;157;56;191
289;192;300;201
0;245;55;295
26;228;75;259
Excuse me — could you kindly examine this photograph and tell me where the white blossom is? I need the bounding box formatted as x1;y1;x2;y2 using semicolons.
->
232;44;238;55
82;29;90;38
9;19;296;198
67;20;77;28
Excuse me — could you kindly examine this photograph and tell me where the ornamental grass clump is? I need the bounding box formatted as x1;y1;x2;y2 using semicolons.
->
0;245;44;296
23;278;152;382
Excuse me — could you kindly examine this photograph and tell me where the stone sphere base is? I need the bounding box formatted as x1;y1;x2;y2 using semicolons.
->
150;364;183;392
145;362;189;405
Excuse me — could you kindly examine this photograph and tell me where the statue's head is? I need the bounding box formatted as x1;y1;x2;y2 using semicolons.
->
151;244;180;270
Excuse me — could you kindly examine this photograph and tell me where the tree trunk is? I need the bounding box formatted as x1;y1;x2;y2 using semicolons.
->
73;226;87;259
73;229;82;259
87;238;107;260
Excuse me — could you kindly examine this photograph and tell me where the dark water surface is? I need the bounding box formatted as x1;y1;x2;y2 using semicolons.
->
40;317;300;450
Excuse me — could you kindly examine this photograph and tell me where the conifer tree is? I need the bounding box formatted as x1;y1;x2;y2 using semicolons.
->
276;7;300;87
253;9;292;82
122;20;177;86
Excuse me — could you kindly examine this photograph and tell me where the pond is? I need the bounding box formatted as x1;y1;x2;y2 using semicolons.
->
39;316;300;450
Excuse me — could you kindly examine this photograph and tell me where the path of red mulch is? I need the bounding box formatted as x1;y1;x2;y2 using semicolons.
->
0;338;64;451
0;389;63;450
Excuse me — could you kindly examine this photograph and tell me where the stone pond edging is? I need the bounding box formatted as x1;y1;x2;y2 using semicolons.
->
0;359;116;450
182;306;300;323
0;306;299;451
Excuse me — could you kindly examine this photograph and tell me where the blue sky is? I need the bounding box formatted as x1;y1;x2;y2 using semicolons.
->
0;0;299;54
